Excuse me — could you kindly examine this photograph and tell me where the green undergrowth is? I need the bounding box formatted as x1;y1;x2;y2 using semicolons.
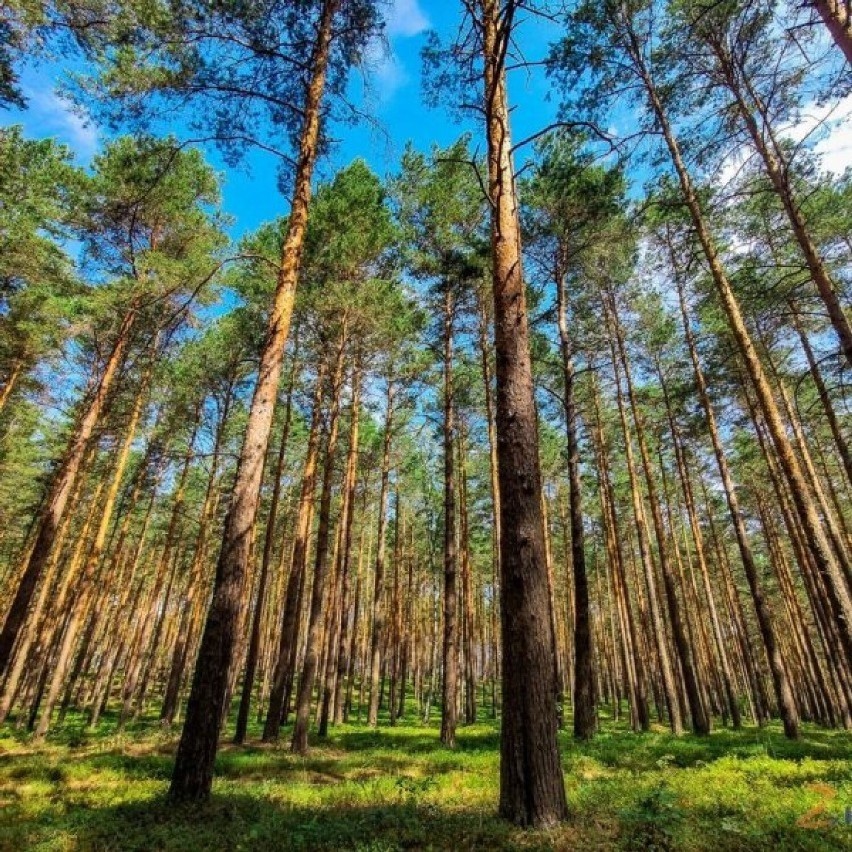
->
0;709;850;850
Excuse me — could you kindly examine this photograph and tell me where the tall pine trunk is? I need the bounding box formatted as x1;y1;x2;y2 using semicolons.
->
440;284;458;747
291;324;347;754
556;269;595;740
480;0;567;826
169;3;340;798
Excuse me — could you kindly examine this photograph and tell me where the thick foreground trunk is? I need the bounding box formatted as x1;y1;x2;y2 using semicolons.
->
480;0;568;827
169;0;339;801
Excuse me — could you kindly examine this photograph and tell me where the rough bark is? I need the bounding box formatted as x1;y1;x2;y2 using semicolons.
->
480;0;568;826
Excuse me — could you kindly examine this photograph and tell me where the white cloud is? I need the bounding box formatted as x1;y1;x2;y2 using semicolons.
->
385;0;430;38
373;51;409;99
362;37;410;103
356;0;429;105
786;94;852;176
22;82;99;161
716;94;852;187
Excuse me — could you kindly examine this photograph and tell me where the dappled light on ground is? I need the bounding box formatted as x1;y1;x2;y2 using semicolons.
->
1;714;849;850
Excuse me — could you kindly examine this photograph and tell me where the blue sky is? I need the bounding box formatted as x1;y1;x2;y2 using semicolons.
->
8;0;849;242
6;0;559;240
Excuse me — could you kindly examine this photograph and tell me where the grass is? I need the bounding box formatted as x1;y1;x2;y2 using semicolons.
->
0;708;850;850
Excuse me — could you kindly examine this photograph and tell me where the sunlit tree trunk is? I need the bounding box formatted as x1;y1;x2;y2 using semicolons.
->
170;0;340;800
621;12;852;676
812;0;852;64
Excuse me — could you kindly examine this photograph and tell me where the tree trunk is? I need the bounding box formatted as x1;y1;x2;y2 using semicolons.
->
476;294;502;719
440;284;459;747
234;351;298;744
367;380;395;726
291;324;347;754
555;268;595;740
0;358;23;416
458;424;477;726
480;0;567;826
170;0;340;801
813;1;852;63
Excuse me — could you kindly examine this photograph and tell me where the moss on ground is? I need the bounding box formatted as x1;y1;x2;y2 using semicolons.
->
0;710;850;850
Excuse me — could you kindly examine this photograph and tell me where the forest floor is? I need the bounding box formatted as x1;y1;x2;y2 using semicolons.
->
0;709;850;851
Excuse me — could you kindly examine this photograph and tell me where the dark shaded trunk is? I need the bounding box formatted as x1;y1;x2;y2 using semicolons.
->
440;285;458;747
555;267;595;740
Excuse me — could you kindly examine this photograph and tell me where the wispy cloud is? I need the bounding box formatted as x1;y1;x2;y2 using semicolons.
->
718;94;852;186
786;94;852;176
21;80;99;161
385;0;430;39
362;0;429;104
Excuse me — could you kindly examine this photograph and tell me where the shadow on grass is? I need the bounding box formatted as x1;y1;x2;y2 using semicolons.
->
1;792;534;852
3;786;848;852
